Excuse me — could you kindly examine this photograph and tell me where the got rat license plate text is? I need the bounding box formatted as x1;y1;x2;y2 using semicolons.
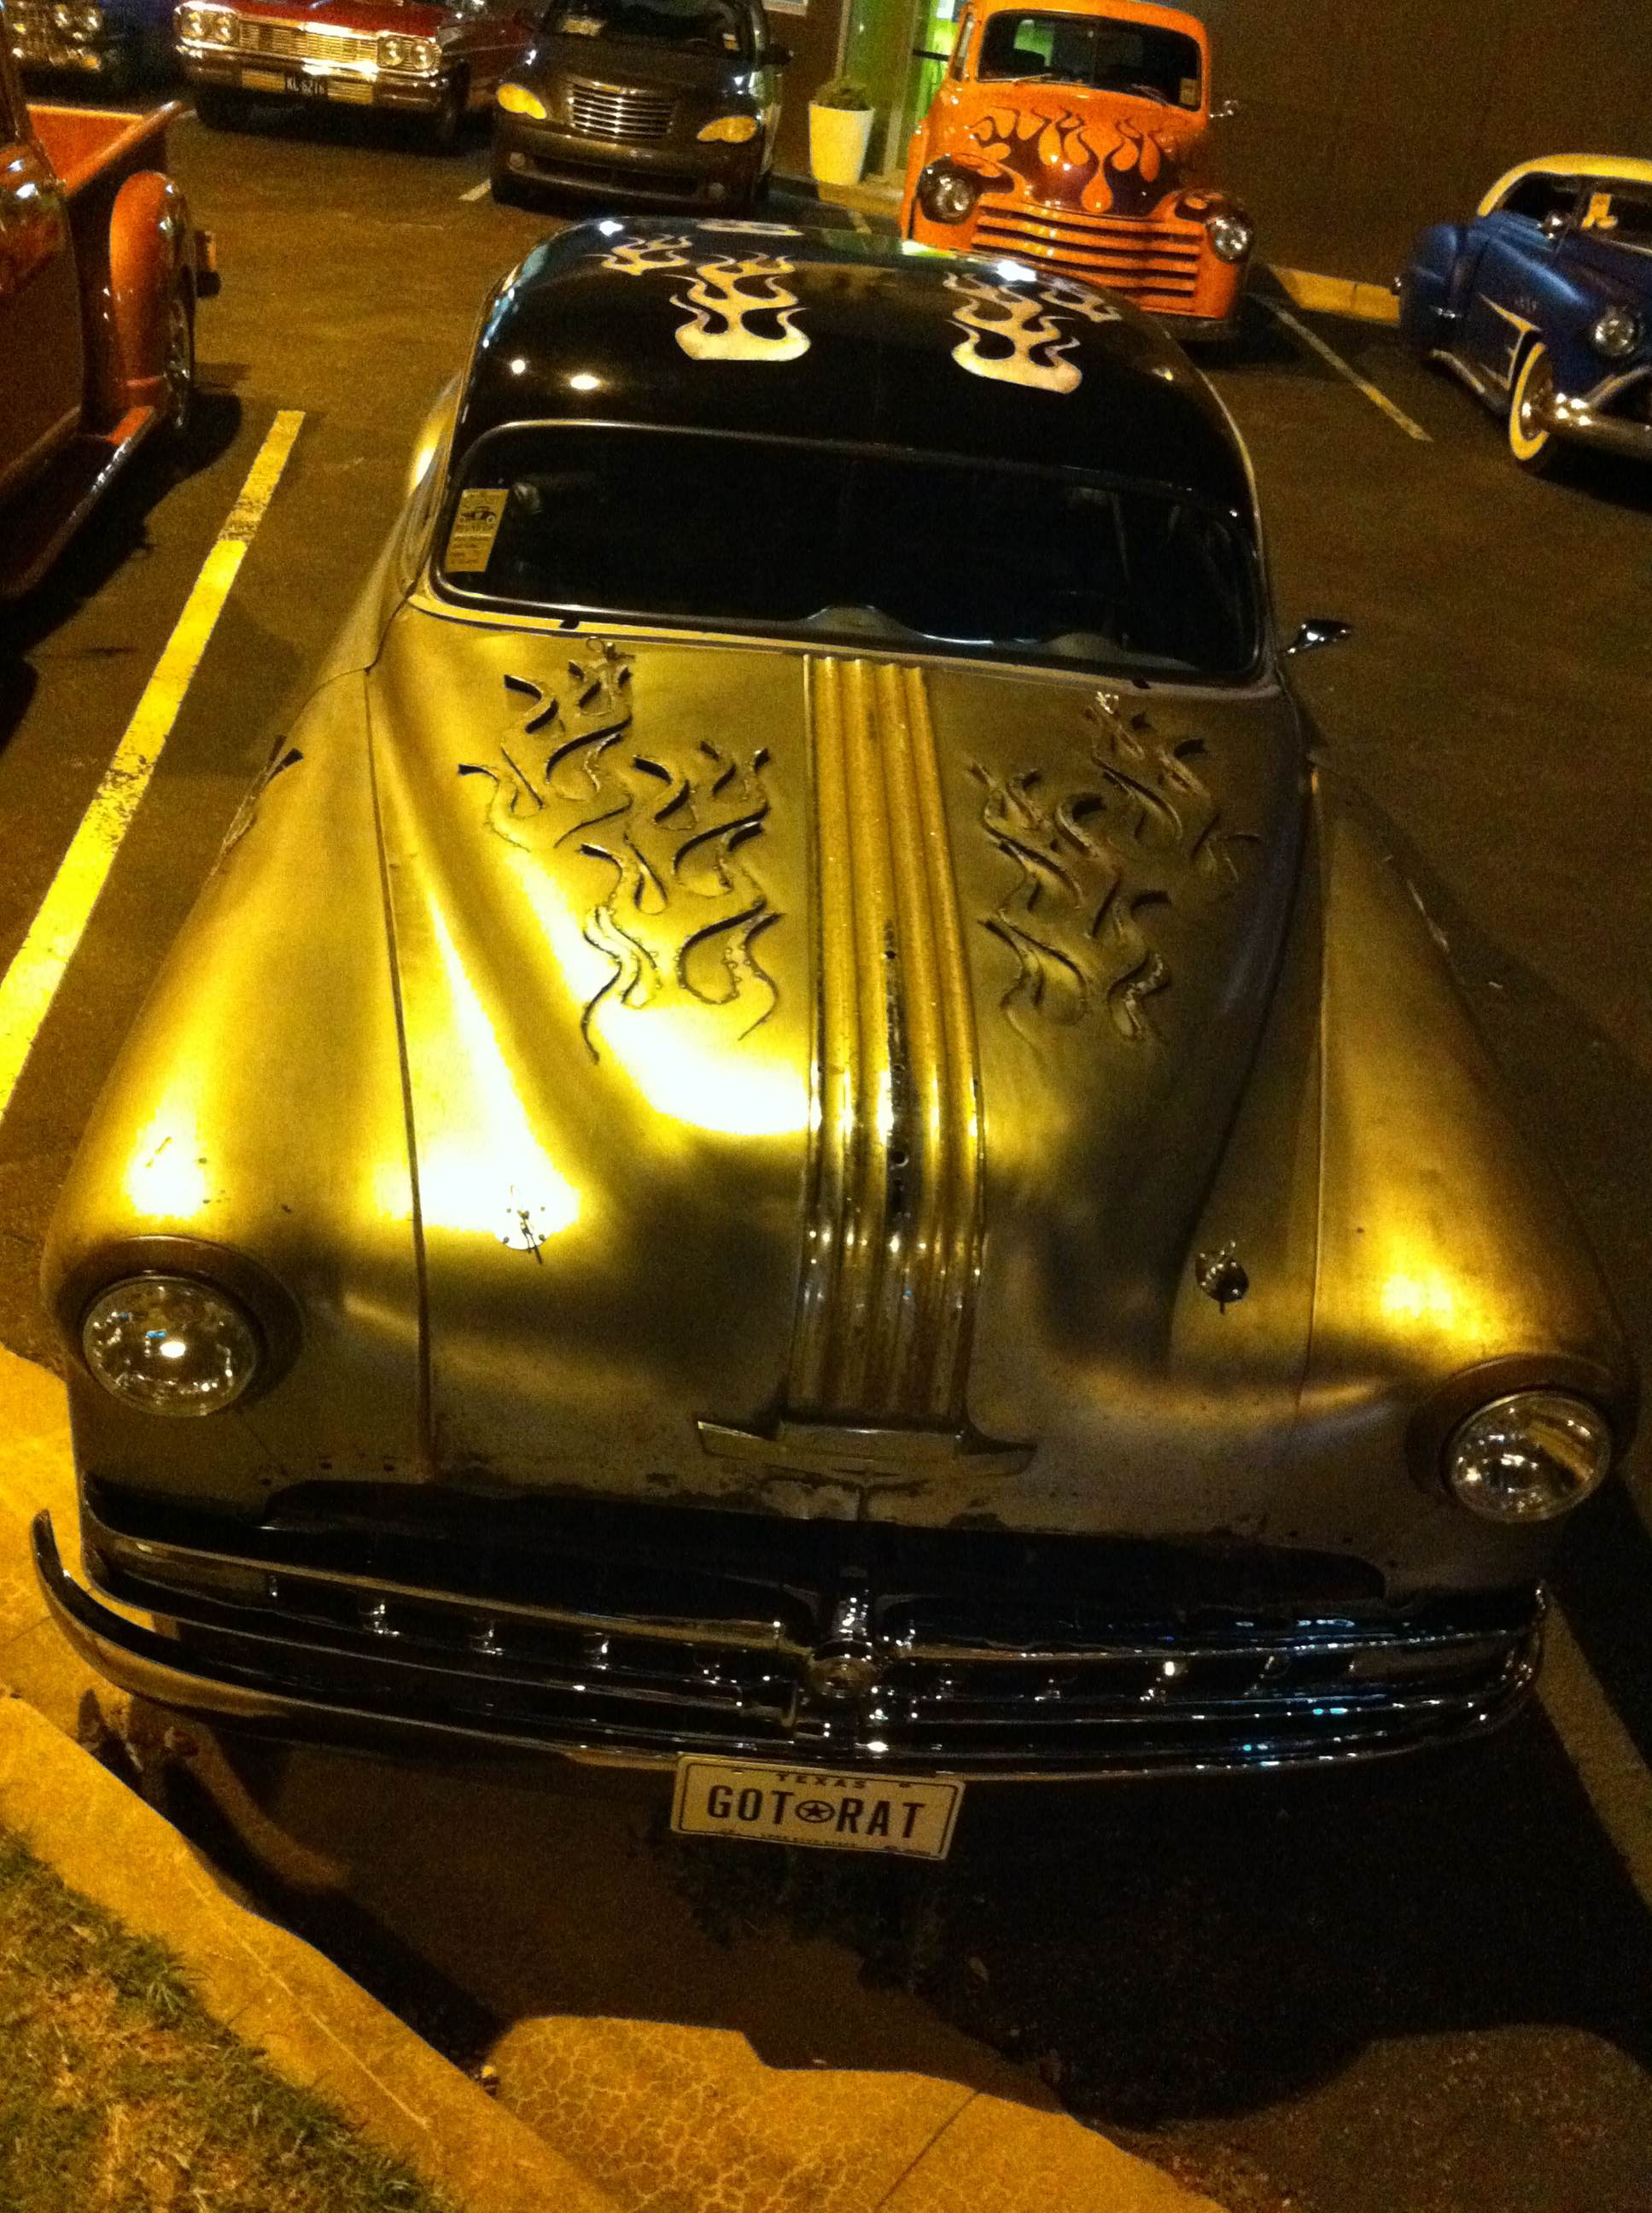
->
672;1760;962;1859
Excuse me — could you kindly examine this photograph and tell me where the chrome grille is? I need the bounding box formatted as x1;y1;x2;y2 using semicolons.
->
565;77;675;142
973;195;1205;307
239;20;378;65
82;1486;1540;1777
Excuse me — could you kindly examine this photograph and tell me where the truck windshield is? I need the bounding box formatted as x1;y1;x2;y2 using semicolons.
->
978;12;1202;108
544;0;752;55
437;425;1259;680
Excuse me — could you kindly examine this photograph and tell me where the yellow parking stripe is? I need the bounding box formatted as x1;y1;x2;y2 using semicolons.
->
1258;296;1432;442
0;409;304;1129
1541;1603;1652;1918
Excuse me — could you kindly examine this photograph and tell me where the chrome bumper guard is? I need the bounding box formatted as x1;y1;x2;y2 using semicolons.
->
36;1498;1542;1780
1544;370;1652;462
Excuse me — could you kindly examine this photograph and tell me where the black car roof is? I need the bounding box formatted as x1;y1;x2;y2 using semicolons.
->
453;219;1256;520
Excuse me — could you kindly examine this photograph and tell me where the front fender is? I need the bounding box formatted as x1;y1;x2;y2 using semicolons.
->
108;169;190;417
1396;221;1465;346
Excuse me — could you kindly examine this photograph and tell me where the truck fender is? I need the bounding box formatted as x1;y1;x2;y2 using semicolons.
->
108;169;191;417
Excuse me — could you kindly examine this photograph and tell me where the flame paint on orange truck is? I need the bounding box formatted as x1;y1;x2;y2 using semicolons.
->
901;0;1253;341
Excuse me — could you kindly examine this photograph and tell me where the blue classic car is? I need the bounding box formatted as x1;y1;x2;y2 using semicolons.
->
8;0;174;88
1396;154;1652;472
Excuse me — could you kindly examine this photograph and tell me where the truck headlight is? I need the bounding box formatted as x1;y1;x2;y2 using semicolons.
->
1205;211;1254;264
1591;305;1642;359
82;1276;261;1418
698;114;760;143
497;79;547;118
1445;1391;1613;1522
918;161;981;226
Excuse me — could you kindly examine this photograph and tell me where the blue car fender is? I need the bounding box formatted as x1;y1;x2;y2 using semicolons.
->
1398;223;1465;350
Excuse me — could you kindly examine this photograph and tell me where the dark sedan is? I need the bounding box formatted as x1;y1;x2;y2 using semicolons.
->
492;0;786;212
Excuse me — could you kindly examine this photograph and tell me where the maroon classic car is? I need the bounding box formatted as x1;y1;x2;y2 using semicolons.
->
175;0;534;148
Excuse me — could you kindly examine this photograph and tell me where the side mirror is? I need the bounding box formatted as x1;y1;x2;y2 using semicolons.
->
1539;210;1569;241
1282;617;1351;658
1211;97;1239;121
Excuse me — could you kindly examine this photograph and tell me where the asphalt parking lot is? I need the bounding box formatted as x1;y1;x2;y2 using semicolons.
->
3;97;1651;2213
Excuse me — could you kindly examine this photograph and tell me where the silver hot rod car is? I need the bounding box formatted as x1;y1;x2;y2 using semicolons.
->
34;223;1632;1851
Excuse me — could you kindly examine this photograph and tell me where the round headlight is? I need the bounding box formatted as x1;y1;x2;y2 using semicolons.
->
698;113;760;144
1206;211;1255;264
410;36;440;71
1445;1391;1613;1522
83;1276;260;1418
919;161;980;226
378;31;408;67
1591;305;1642;360
213;9;236;42
52;3;73;26
497;79;547;118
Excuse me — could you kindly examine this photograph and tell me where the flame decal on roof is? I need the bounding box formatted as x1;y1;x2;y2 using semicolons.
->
946;271;1083;393
671;254;811;363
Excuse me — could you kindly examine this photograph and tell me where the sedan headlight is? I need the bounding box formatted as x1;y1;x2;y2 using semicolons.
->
51;3;73;26
181;3;238;44
379;31;440;71
698;113;760;144
82;1275;260;1418
1591;305;1643;360
918;160;981;227
1445;1391;1613;1522
497;79;547;119
75;3;102;30
1205;211;1255;264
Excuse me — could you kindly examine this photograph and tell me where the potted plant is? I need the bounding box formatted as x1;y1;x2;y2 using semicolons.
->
808;78;875;188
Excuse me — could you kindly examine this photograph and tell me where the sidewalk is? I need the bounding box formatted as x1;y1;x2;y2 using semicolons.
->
0;1342;1227;2213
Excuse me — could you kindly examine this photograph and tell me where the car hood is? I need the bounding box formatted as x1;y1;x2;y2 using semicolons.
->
1563;231;1652;311
523;32;750;94
364;604;1304;1513
226;0;449;34
937;82;1211;219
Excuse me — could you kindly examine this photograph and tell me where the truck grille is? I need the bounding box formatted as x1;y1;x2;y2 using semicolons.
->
972;195;1205;312
79;1483;1540;1778
565;78;675;142
238;20;378;66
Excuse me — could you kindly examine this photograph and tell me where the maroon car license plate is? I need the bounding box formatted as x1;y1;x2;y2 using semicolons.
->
671;1759;962;1859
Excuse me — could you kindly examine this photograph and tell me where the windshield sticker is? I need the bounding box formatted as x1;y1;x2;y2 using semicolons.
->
946;272;1081;394
673;254;810;363
446;488;509;573
1179;76;1199;106
1582;190;1616;231
598;231;696;276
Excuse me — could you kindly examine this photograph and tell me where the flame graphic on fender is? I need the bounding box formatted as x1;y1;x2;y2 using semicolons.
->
460;647;779;1059
974;692;1253;1043
598;233;695;277
671;254;810;363
946;271;1082;394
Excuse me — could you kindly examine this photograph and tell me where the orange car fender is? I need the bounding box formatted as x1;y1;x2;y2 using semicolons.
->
108;170;190;417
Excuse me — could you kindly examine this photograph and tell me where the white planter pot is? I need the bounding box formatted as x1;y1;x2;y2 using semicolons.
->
809;102;875;187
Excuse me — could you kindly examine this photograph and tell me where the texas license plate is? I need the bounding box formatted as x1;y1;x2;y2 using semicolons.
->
671;1759;962;1860
241;67;290;91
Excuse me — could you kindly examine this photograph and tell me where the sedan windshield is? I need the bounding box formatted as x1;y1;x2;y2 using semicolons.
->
437;426;1258;679
978;12;1201;107
1581;185;1652;250
545;0;752;55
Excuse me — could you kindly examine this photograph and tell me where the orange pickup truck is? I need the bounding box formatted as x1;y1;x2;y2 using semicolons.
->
902;0;1253;342
0;10;216;599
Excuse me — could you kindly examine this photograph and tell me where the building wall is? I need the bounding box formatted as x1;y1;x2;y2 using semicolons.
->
771;0;849;179
1201;0;1652;279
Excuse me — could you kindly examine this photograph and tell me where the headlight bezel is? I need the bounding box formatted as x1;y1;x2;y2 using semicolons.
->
697;112;761;145
178;3;237;44
917;159;983;228
378;30;440;73
1445;1390;1614;1523
1205;209;1255;265
1590;304;1643;360
60;1236;301;1418
1408;1356;1628;1525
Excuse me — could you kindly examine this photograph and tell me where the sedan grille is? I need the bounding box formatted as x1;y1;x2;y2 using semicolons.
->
83;1483;1540;1777
972;194;1205;310
238;20;378;66
564;77;675;142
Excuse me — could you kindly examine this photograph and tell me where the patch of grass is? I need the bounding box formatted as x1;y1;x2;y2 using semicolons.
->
0;1824;459;2213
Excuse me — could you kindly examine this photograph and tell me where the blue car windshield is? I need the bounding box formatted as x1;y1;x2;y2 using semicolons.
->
436;423;1260;680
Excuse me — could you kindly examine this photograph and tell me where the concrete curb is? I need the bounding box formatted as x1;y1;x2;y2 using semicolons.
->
1269;265;1401;325
0;1695;619;2213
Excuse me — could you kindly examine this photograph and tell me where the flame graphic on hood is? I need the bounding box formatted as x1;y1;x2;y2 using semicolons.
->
946;272;1082;394
967;103;1184;219
974;693;1252;1043
671;254;810;363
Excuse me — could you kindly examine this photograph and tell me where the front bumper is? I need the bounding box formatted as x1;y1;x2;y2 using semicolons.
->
37;1487;1543;1781
180;47;448;114
1544;367;1652;463
494;113;761;207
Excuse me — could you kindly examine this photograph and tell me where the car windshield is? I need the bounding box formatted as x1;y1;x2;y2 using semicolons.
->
1580;185;1652;250
545;0;751;55
436;426;1258;679
977;11;1201;107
